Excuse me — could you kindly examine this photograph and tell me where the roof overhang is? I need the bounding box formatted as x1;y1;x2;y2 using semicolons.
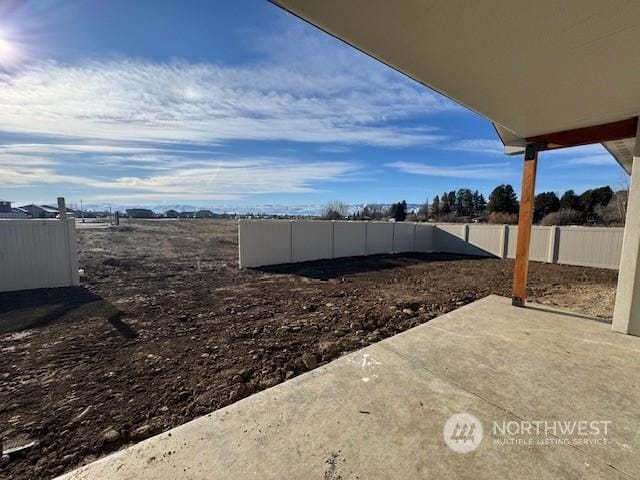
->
271;0;640;171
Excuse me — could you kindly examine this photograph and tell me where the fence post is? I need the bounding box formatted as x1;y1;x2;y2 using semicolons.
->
413;223;417;252
547;226;559;264
364;221;369;255
289;220;294;263
57;197;76;285
500;224;509;259
391;221;396;253
238;220;243;269
331;220;336;259
57;197;67;221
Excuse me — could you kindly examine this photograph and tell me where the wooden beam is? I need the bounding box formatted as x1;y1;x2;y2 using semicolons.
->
526;117;638;151
512;145;538;307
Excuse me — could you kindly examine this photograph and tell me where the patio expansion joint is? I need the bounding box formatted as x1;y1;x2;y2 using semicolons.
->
377;337;638;480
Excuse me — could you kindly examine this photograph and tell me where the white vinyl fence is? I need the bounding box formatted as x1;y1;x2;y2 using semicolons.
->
0;219;80;292
0;212;28;219
238;220;624;270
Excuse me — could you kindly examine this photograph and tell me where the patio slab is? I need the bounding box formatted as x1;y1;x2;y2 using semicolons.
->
58;295;640;479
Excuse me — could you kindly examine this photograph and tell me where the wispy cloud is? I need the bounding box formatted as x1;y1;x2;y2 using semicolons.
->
0;143;207;155
2;151;361;201
0;48;454;148
544;144;618;168
560;154;615;166
386;160;514;179
0;25;462;203
446;138;504;155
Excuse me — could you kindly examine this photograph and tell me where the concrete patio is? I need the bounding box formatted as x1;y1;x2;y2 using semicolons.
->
59;295;640;479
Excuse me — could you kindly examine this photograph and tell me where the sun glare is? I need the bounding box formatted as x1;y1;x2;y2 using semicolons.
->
0;29;20;67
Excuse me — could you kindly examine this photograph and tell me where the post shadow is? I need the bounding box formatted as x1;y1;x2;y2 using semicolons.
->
0;286;137;339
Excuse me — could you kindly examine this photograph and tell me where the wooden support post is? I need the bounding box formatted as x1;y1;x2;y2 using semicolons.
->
512;145;539;306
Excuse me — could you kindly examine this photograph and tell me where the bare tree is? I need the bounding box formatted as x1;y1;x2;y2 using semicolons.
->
320;201;349;220
595;190;628;225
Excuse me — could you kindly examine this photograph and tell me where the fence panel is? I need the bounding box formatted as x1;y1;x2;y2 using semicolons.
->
366;222;394;255
292;221;333;263
415;224;435;252
556;227;623;269
238;220;625;270
393;223;416;253
467;225;504;257
434;224;464;253
433;224;483;255
530;226;553;262
238;220;292;268
0;219;79;292
333;221;366;258
0;212;27;219
506;226;554;262
506;226;518;259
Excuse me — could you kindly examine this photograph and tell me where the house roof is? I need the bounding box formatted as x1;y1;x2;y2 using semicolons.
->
271;0;640;171
19;204;59;213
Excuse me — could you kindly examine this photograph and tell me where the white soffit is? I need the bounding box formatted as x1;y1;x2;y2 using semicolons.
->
272;0;640;167
603;138;635;174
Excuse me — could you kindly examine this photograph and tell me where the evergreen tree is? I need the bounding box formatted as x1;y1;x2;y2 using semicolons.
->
579;186;614;214
461;189;474;216
472;190;480;214
487;184;519;213
476;193;487;215
388;200;408;221
534;192;561;222
560;189;580;211
455;189;464;216
440;193;451;215
431;195;441;218
447;191;456;211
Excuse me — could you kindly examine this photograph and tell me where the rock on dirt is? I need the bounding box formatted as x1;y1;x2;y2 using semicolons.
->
101;428;120;443
301;353;318;370
131;424;157;441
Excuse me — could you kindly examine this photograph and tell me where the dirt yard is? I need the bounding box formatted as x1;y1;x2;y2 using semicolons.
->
0;219;618;479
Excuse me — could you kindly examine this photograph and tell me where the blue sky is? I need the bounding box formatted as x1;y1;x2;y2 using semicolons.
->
0;0;629;209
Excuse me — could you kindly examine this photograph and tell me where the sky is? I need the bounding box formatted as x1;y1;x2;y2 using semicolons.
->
0;0;630;211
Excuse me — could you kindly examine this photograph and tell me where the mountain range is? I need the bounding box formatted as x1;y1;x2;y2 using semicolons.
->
80;203;425;216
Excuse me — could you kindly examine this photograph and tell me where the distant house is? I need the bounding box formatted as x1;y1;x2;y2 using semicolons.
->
165;209;180;218
0;200;28;218
19;204;59;218
126;208;155;218
179;211;195;218
195;209;214;218
42;205;79;218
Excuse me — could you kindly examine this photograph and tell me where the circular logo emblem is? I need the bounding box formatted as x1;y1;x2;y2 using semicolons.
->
443;412;483;453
